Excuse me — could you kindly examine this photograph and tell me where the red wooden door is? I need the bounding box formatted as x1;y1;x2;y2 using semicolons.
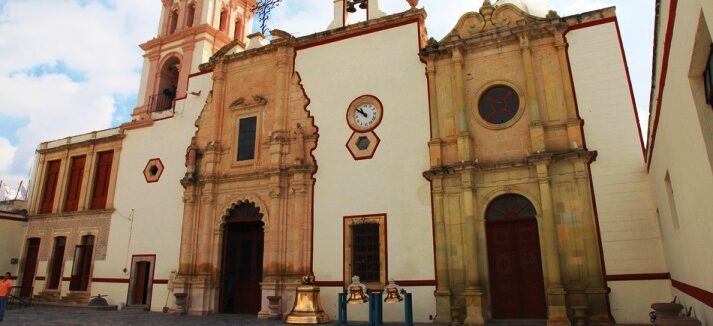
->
21;238;41;297
90;151;113;210
48;237;66;289
70;235;94;291
220;221;264;314
64;156;85;212
132;262;151;305
487;218;547;319
40;160;61;213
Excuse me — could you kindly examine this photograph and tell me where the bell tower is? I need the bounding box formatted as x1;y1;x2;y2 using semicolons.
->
129;0;256;123
328;0;387;30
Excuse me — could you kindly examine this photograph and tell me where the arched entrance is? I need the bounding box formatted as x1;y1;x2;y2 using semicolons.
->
485;194;546;319
219;201;264;314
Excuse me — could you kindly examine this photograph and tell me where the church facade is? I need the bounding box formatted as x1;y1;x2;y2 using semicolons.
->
15;0;683;324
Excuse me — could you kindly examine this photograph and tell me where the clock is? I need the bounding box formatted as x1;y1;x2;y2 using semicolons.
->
347;95;383;132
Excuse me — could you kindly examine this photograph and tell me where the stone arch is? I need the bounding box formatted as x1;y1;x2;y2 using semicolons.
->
218;194;271;231
479;187;542;220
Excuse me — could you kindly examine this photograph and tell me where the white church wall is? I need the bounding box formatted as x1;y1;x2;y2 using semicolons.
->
92;72;212;310
567;21;672;323
295;22;435;322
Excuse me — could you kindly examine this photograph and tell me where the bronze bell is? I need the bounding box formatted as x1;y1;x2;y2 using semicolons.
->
383;287;403;303
358;0;368;9
347;284;369;304
346;1;357;13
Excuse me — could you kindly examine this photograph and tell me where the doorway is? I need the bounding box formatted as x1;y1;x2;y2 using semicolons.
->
128;255;155;307
21;238;41;297
69;235;94;292
220;202;264;314
485;194;547;319
47;236;67;290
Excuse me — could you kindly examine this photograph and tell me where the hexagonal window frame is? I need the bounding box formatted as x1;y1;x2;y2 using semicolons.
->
143;158;165;183
346;131;380;160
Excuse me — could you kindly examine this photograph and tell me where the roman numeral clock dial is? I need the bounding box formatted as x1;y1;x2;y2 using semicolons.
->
346;95;383;160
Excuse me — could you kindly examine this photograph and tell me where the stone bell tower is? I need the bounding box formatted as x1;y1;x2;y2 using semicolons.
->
128;0;256;123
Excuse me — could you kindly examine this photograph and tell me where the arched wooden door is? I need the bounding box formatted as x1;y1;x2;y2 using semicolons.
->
220;202;264;314
485;194;547;319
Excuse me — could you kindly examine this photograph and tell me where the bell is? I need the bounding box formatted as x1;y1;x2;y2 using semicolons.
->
358;0;368;9
347;285;369;304
383;287;403;304
346;1;357;13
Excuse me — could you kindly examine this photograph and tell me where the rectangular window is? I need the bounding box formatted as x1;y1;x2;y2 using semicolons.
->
64;155;86;212
237;117;257;161
705;44;713;104
90;151;113;210
664;171;680;229
344;215;387;289
39;160;61;214
352;223;381;282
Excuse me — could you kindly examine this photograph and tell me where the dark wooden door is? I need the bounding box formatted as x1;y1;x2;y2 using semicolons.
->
64;156;85;212
48;237;66;289
132;262;151;305
40;160;61;213
70;235;94;291
21;238;41;297
90;151;113;210
487;218;547;319
220;221;264;314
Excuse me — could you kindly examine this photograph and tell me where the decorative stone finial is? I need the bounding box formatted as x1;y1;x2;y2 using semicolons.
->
546;10;560;19
406;0;418;10
480;0;495;19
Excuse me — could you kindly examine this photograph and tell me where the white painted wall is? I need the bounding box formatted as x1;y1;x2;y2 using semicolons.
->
0;218;26;275
90;73;213;310
296;22;435;322
567;22;671;323
647;1;713;324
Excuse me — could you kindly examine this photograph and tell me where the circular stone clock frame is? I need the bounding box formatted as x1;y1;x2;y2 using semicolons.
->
346;95;384;132
473;81;526;130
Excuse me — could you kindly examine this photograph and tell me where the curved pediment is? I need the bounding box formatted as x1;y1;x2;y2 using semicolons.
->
441;1;556;43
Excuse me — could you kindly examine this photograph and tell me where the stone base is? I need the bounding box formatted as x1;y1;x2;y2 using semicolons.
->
434;291;452;324
547;305;571;326
463;291;485;325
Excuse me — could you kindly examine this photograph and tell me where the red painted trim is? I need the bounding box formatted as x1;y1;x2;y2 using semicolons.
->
174;95;188;102
144;158;165;184
92;277;129;283
605;273;671;281
613;19;647;160
153;279;169;284
315;281;343;287
647;0;679;170
394;279;437;286
188;69;214;78
296;18;420;51
567;16;616;32
34;276;46;281
62;277;70;281
0;215;27;222
671;279;713;309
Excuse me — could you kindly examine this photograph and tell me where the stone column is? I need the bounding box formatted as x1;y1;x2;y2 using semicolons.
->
520;34;545;153
432;176;452;324
461;171;485;325
452;47;473;162
555;31;584;149
426;60;444;167
536;162;570;326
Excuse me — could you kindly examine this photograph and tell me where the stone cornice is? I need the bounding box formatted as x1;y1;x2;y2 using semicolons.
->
28;208;115;221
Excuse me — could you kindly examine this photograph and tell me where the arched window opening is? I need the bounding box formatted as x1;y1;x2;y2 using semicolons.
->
169;9;179;34
186;4;196;28
485;193;536;221
234;19;243;40
219;9;229;33
226;201;263;223
151;57;180;113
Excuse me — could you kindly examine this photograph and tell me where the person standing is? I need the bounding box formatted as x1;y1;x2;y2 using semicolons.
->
0;272;12;322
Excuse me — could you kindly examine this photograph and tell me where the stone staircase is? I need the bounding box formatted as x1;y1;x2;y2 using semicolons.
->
61;291;91;304
33;290;62;302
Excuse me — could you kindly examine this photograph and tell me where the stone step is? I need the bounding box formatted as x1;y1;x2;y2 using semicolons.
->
487;320;547;326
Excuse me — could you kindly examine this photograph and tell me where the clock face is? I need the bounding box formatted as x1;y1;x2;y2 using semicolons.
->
347;96;383;132
354;104;378;129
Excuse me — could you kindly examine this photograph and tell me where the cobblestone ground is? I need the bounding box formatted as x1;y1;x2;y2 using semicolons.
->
2;306;420;326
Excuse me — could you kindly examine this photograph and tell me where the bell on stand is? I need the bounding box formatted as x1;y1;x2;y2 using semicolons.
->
346;275;369;304
383;278;404;304
346;1;357;13
358;0;368;9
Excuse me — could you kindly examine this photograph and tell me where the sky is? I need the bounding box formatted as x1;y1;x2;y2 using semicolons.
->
0;0;655;188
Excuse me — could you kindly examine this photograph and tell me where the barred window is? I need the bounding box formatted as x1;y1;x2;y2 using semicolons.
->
351;223;380;282
237;117;257;161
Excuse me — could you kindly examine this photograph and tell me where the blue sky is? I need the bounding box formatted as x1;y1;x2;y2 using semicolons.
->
0;0;655;187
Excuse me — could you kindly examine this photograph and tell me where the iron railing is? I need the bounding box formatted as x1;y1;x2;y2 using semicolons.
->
147;93;175;113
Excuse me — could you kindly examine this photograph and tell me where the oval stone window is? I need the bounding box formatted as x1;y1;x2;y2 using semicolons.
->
478;85;520;125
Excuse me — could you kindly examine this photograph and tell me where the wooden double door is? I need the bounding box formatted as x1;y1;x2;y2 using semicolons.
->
220;221;264;314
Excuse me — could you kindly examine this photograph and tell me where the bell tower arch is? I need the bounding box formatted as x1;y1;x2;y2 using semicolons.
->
129;0;257;123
